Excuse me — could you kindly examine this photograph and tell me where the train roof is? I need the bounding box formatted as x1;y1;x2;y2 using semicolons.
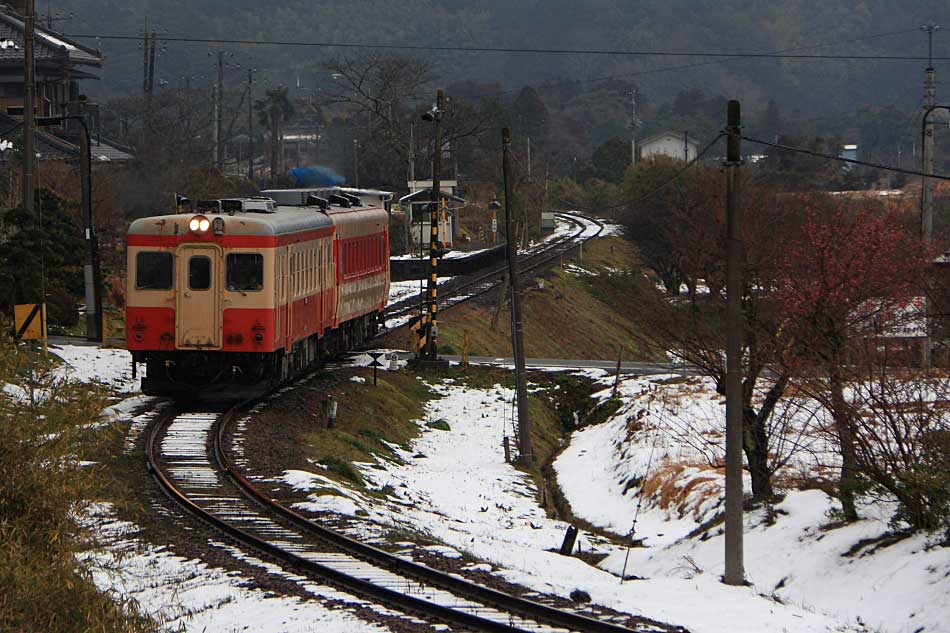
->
127;199;386;238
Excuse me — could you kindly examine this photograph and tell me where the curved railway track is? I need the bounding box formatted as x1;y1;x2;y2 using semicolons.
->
145;400;671;633
383;212;604;325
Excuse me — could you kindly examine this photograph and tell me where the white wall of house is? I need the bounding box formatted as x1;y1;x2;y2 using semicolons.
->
641;133;700;162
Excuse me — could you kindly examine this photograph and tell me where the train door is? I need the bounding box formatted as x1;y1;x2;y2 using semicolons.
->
175;244;222;348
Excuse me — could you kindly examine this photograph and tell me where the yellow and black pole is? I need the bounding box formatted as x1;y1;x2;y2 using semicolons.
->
422;89;444;360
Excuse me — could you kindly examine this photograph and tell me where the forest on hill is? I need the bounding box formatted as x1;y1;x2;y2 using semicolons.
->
55;0;950;113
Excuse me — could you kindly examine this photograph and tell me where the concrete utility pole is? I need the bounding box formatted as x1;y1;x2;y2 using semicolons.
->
22;0;34;213
353;139;359;188
37;111;102;341
629;89;641;166
723;100;745;586
422;89;445;360
921;24;940;368
78;110;100;341
502;127;533;465
408;122;416;182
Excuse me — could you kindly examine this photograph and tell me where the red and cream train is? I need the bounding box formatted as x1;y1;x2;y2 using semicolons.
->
125;188;390;397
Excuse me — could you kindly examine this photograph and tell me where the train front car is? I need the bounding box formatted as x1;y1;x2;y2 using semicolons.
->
126;197;335;398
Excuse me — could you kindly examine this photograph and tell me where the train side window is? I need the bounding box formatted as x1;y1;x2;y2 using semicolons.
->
226;253;263;291
135;251;173;290
188;256;211;290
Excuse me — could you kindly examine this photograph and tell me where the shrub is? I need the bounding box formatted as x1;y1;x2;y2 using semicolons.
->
0;333;156;632
45;286;79;328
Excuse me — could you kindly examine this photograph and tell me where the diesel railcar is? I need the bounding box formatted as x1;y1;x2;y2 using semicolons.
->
126;190;390;397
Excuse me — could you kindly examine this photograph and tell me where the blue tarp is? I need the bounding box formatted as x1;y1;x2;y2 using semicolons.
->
289;166;345;187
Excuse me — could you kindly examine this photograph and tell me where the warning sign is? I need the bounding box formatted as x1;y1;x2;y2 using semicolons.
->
14;303;47;341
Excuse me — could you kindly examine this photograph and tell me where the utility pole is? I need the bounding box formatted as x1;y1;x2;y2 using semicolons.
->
408;122;416;182
142;18;149;95
526;136;532;179
723;100;744;586
247;67;254;181
211;85;219;167
684;130;690;161
142;20;155;137
503;127;533;465
921;24;940;368
78;108;99;341
422;89;444;360
22;0;35;213
216;50;224;170
629;89;641;166
353;139;359;187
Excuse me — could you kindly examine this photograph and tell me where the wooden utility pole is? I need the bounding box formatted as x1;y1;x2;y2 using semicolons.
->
247;67;254;180
422;89;444;360
921;24;940;368
216;50;224;169
503;127;533;465
723;100;745;586
22;0;35;213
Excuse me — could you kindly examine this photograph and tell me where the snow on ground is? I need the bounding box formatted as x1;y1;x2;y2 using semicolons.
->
81;505;393;632
284;379;866;633
52;344;140;393
555;373;950;633
388;276;454;304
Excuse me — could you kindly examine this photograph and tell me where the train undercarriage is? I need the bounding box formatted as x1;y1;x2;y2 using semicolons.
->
134;312;380;399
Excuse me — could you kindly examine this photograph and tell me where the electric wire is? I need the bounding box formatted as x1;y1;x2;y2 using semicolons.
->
65;31;950;62
740;134;950;181
489;27;926;98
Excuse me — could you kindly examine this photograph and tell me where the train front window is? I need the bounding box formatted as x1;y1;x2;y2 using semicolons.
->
227;253;264;292
188;256;211;290
135;251;173;290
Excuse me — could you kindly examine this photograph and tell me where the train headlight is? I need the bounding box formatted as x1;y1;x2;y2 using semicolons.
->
189;215;211;233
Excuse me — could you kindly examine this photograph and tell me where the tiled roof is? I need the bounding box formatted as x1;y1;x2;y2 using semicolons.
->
0;110;76;160
0;112;134;162
0;11;102;66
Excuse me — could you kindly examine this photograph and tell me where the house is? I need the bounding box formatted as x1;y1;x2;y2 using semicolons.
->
0;6;132;166
639;131;701;162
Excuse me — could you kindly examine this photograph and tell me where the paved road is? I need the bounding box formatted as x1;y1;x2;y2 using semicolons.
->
384;352;694;375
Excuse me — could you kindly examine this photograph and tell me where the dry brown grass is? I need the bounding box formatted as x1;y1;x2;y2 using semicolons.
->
380;236;664;361
640;461;723;520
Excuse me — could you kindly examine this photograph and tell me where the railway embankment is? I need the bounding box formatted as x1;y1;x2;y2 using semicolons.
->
379;235;663;362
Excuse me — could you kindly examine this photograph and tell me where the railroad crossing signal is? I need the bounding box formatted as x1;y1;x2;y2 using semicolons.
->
14;303;47;342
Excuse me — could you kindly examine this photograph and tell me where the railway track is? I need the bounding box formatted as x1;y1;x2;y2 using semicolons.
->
383;212;604;326
145;400;672;633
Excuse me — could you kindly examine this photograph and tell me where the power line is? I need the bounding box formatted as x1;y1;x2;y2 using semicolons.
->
741;134;950;181
453;27;924;105
571;27;924;89
65;31;950;62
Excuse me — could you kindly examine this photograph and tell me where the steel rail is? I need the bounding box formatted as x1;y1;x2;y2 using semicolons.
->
213;402;650;633
383;212;587;319
145;405;532;632
384;212;604;323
